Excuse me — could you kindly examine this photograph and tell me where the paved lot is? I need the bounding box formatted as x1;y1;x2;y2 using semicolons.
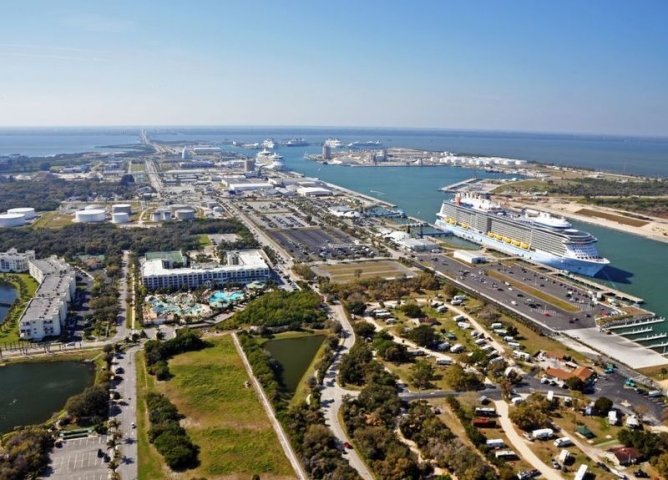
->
269;227;371;261
42;435;109;480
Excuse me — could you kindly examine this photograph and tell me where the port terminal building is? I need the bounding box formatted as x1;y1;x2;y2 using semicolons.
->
0;249;76;341
141;249;270;290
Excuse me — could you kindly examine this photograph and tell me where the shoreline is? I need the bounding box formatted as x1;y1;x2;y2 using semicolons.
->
507;198;668;245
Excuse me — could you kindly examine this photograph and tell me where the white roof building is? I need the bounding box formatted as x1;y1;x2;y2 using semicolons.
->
297;186;332;197
0;248;36;272
19;256;76;341
142;249;270;290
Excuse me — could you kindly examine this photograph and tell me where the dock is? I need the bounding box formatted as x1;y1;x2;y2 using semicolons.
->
604;317;666;330
618;327;653;336
439;177;482;192
632;332;667;342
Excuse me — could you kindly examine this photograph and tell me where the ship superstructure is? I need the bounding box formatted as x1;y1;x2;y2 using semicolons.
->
435;193;610;276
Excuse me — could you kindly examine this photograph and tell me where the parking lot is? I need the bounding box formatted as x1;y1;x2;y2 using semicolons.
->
43;435;109;480
269;227;374;262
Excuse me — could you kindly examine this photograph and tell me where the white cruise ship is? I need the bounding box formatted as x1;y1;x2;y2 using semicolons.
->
435;193;610;277
324;138;343;148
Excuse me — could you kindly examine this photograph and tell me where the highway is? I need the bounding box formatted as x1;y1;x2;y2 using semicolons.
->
111;346;140;480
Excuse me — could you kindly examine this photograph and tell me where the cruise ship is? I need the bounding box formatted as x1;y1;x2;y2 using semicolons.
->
435;193;610;276
324;138;343;148
285;138;309;146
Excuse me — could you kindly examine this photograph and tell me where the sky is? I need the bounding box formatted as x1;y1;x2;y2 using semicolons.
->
1;1;667;136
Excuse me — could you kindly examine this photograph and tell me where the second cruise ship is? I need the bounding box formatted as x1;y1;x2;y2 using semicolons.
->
435;193;610;277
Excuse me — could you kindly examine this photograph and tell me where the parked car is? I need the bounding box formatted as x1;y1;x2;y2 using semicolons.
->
343;442;353;450
634;469;649;478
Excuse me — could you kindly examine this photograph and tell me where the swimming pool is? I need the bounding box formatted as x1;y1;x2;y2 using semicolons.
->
210;290;244;302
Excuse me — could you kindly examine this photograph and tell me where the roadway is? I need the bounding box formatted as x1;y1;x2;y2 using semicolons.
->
111;346;140;480
319;303;374;479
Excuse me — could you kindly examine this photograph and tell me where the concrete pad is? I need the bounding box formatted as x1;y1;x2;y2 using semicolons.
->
562;327;668;369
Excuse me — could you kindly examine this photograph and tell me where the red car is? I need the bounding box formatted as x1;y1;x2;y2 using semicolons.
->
343;442;353;450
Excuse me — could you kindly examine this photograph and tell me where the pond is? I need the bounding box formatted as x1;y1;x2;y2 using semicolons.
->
263;335;325;394
0;360;96;433
0;282;17;326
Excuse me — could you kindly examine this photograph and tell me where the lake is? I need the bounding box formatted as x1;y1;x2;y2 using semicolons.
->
263;335;325;393
0;282;17;326
0;360;96;433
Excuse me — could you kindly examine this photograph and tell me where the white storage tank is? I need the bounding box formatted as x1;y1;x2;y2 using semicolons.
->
112;204;132;214
213;206;223;213
85;204;103;210
75;209;106;223
175;209;196;220
111;212;130;224
0;213;26;227
7;207;35;219
161;210;172;221
151;211;163;222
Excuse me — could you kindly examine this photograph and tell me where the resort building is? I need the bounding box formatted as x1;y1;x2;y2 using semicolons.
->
0;248;36;272
19;256;76;341
141;249;270;290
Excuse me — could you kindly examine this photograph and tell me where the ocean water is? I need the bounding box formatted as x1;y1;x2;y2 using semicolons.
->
2;127;668;331
0;128;141;157
147;127;668;178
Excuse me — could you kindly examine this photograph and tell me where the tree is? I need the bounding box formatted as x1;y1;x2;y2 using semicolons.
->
66;385;109;425
565;376;585;391
410;360;436;390
407;324;437;347
594;396;613;416
401;303;425;318
354;322;377;340
653;452;668;477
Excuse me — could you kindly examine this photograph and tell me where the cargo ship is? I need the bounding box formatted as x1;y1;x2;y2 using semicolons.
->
435;193;610;276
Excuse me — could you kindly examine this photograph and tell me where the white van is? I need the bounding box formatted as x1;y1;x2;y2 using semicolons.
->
503;336;515;342
554;437;573;448
507;342;521;349
491;322;503;329
436;358;452;366
648;390;663;398
511;300;518;306
450;344;464;353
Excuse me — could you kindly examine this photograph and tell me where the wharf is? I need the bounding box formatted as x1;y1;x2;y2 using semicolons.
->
604;317;665;330
439;177;482;192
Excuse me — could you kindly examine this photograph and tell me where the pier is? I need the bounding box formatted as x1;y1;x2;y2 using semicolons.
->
439;177;482;192
618;327;654;336
605;316;666;330
632;332;667;342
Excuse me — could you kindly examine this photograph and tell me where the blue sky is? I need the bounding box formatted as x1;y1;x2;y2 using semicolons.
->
1;1;667;135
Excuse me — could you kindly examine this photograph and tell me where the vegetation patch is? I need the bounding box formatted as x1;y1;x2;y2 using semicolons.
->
159;335;295;478
315;259;415;283
576;208;649;227
0;428;53;480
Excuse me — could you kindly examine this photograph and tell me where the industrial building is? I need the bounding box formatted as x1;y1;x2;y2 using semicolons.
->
0;213;27;227
19;256;76;341
453;250;487;264
0;248;36;272
141;249;270;290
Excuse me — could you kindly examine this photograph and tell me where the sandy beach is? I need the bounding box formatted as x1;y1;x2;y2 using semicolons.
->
508;198;668;244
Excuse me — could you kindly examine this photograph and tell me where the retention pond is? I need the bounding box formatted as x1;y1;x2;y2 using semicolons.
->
0;360;95;433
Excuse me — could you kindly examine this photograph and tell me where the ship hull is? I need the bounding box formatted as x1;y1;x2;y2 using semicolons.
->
435;220;607;277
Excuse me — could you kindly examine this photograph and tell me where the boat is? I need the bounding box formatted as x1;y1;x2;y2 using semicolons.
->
324;138;343;148
435;192;610;277
262;138;277;149
256;148;273;160
286;138;309;147
347;140;383;148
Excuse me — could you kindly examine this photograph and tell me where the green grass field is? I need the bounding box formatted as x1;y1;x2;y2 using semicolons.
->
316;260;415;283
138;335;296;480
31;211;74;229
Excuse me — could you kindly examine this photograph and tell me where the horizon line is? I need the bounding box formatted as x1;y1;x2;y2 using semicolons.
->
0;124;666;140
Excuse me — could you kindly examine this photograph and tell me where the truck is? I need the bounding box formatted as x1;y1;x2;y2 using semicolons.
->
436;358;453;366
450;344;464;353
453;314;466;322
